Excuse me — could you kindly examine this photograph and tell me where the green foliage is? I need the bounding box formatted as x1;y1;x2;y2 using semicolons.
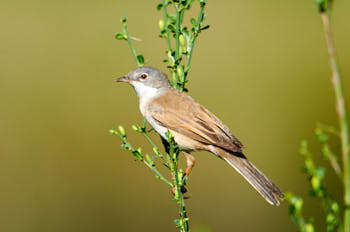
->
112;3;208;231
287;0;349;231
157;0;208;92
285;193;315;232
287;131;341;232
316;0;334;12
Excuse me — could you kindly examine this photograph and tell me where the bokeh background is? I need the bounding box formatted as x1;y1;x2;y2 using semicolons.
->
1;0;350;231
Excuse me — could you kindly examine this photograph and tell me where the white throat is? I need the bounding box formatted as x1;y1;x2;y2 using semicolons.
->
131;81;159;100
131;81;161;116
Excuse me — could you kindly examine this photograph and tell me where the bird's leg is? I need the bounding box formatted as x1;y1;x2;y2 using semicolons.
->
183;152;196;177
171;153;195;197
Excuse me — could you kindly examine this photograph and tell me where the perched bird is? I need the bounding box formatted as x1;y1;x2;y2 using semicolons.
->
116;66;283;205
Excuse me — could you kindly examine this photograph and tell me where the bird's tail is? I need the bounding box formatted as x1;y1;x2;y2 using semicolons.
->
214;147;284;206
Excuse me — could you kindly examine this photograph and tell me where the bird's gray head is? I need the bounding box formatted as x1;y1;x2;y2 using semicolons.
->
116;66;171;89
116;66;171;99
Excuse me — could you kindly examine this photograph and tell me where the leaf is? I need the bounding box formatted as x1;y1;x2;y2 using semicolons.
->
174;219;181;228
121;14;127;23
137;54;145;65
156;3;163;10
115;32;125;40
132;150;143;160
200;25;210;31
190;18;197;26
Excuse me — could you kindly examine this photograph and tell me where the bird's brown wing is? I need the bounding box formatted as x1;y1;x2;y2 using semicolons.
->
149;89;243;152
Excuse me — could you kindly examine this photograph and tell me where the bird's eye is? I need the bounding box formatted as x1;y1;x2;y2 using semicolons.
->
140;73;148;80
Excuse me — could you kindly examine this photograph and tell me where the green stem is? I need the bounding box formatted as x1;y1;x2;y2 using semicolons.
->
184;1;206;74
122;16;142;67
144;161;174;187
141;131;169;163
171;147;189;232
174;6;182;61
116;132;173;187
162;0;172;52
320;12;350;232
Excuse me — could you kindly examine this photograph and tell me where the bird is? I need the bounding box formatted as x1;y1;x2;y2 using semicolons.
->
116;66;283;206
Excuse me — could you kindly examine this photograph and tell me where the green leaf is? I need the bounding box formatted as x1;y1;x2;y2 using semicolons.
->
115;32;126;40
132;150;143;160
174;219;181;228
156;3;163;10
121;14;127;23
190;18;197;26
137;54;145;65
200;25;210;31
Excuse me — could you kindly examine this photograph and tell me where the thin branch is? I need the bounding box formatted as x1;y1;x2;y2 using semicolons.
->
184;0;206;74
162;0;172;52
121;15;143;67
320;10;350;232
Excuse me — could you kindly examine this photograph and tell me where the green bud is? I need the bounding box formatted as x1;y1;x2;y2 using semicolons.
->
179;34;185;47
331;202;339;212
311;176;321;190
158;19;165;31
153;147;161;156
145;154;154;166
326;213;335;224
294;196;303;213
177;65;184;80
109;129;115;135
118;125;126;137
132;124;141;132
305;223;314;232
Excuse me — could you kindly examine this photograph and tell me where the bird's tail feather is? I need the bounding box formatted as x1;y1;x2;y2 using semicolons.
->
215;147;284;206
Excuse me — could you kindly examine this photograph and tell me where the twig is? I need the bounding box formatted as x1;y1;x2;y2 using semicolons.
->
184;0;207;74
120;15;144;67
162;0;172;53
319;6;350;232
112;128;173;187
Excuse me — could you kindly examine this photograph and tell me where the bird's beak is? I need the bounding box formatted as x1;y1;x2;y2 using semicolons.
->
115;76;131;83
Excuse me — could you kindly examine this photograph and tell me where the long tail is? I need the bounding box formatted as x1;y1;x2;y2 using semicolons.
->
214;147;284;206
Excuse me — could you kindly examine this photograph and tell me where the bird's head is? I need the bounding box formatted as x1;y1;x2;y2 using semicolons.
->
116;66;171;99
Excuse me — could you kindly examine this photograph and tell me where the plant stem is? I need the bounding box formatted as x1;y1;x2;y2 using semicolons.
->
141;131;169;163
115;132;173;187
320;12;350;232
122;16;142;67
174;161;189;232
184;1;206;74
174;6;182;61
162;0;172;52
169;140;189;232
144;161;174;187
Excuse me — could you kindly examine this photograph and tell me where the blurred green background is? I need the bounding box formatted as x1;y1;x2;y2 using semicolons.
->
1;0;349;231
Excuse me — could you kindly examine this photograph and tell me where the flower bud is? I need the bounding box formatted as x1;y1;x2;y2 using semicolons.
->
118;125;126;137
158;19;165;31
